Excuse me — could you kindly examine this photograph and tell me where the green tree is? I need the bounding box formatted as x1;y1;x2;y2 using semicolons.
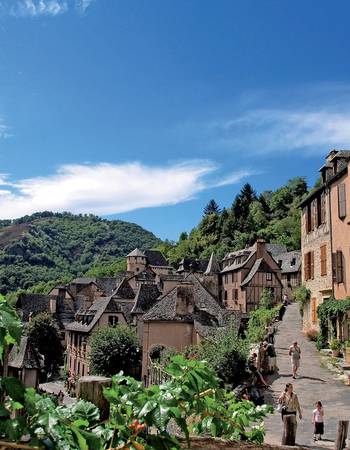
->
260;288;275;309
27;312;63;375
197;318;248;386
203;199;220;216
88;325;141;377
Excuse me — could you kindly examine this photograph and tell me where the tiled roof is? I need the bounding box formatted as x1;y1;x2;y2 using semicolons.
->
177;259;209;273
95;277;118;296
240;258;263;286
143;273;225;325
144;250;169;267
127;248;145;257
17;294;51;322
65;297;110;332
70;277;97;285
159;274;184;281
131;284;161;314
204;253;220;275
274;250;301;274
112;278;135;300
8;336;43;369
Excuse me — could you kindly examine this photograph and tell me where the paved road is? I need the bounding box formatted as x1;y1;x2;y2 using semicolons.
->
264;302;350;449
39;380;76;405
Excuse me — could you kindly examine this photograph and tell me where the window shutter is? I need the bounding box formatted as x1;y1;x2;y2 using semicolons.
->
310;251;315;279
311;298;317;323
336;250;344;283
338;184;347;219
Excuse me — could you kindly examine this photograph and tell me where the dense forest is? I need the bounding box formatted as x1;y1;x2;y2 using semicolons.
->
158;177;309;265
0;212;160;294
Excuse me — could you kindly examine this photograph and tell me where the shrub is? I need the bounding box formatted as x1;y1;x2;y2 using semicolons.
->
88;324;141;377
305;328;319;342
316;333;327;351
196;318;249;386
247;305;280;343
294;285;311;317
329;338;341;351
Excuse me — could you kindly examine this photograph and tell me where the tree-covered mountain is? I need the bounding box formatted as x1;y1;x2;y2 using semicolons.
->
0;212;160;294
159;177;308;265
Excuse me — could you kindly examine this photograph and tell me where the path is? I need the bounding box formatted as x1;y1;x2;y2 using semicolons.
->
264;302;350;449
39;380;76;405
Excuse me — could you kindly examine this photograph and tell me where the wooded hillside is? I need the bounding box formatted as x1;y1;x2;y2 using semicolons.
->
159;177;308;265
0;212;160;294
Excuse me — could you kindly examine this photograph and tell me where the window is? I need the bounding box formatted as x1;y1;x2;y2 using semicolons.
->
320;245;327;276
233;288;238;301
304;251;314;281
311;298;317;323
224;290;228;301
224;274;228;284
231;272;237;283
321;192;326;224
338;183;347;219
335;250;344;283
266;272;272;281
108;315;118;327
306;204;312;233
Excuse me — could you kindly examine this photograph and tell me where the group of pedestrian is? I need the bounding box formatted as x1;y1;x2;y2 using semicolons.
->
277;337;325;444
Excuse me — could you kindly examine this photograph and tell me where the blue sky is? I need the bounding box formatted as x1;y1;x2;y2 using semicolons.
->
1;0;350;240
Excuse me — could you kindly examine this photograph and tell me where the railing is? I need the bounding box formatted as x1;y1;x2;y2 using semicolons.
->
147;358;170;386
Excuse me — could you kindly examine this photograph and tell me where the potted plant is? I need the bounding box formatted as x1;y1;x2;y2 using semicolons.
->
330;338;341;357
343;340;350;364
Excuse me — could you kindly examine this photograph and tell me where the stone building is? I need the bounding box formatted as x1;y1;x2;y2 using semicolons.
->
299;150;350;333
220;240;283;312
141;273;227;381
126;248;173;276
274;250;301;299
8;336;42;388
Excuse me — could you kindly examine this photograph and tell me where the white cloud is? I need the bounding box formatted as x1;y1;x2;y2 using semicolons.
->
0;161;251;219
212;109;350;154
6;0;94;16
0;121;12;139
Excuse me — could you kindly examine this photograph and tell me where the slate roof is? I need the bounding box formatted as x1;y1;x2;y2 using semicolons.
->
8;336;42;370
70;278;97;285
159;274;184;282
144;250;169;267
95;277;118;296
204;253;220;275
112;278;135;300
131;284;162;314
66;297;111;332
127;248;145;257
17;294;51;322
240;258;263;286
274;250;301;274
177;259;209;273
143;273;225;329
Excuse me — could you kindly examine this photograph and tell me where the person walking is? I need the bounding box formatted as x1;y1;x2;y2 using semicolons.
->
278;383;302;445
266;341;277;374
289;341;301;379
312;401;325;442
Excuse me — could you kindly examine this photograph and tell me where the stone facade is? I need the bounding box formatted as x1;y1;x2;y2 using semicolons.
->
300;186;333;331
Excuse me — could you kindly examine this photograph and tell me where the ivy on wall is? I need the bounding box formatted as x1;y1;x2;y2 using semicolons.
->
317;298;350;349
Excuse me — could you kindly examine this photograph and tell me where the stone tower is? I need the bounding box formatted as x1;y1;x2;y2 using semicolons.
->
126;248;147;273
202;253;220;300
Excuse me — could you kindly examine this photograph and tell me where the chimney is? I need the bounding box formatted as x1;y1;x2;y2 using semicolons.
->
175;283;194;316
255;239;266;259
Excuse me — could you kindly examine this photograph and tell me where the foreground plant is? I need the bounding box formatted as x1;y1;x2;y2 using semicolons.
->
0;298;272;449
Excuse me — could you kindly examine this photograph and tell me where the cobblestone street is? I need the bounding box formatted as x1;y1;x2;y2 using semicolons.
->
264;302;350;449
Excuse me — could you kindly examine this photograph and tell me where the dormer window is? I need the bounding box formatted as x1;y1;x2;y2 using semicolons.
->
291;258;296;266
278;260;282;268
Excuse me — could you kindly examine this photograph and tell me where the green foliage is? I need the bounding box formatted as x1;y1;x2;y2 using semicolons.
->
329;338;341;350
259;288;275;309
88;324;141;377
0;301;272;448
317;298;350;348
27;312;64;375
0;212;160;294
104;355;272;449
85;257;127;277
195;318;249;386
294;285;311;317
247;305;280;343
161;177;307;265
0;295;22;360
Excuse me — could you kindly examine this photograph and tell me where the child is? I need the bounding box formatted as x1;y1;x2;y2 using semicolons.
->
312;401;324;441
